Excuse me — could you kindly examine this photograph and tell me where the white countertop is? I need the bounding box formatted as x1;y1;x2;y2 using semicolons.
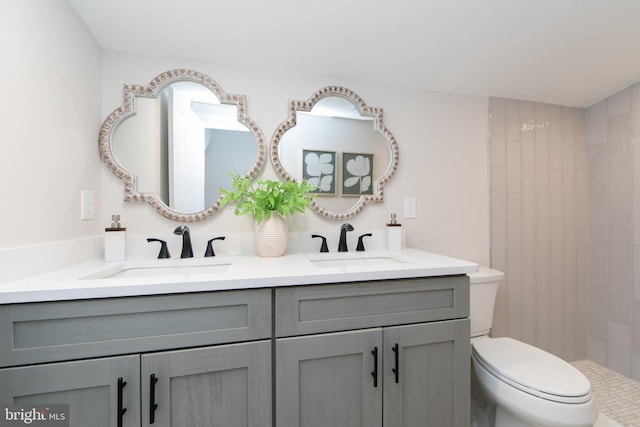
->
0;249;478;304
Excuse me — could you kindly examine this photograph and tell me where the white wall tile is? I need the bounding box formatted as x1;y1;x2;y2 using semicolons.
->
588;144;606;195
587;337;607;366
491;166;507;219
608;321;632;376
519;100;534;117
634;191;640;245
634;246;640;301
523;218;536;271
634;301;640;354
522;124;536;168
536;242;550;294
563;144;576;193
522;168;536;219
550;120;564;170
563;291;577;361
507;193;523;246
490;97;506;116
536;290;550;351
586;100;607;146
535;141;549;190
490;114;507;167
633;137;640;190
607;268;632;325
607;220;632;273
632;83;640;136
506;113;521;142
633;353;640;381
607;115;632;220
608;87;632;118
549;170;563;219
588;243;607;340
589;192;606;242
507;141;522;193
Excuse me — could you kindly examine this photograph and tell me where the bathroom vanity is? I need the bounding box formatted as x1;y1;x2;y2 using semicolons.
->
0;250;475;427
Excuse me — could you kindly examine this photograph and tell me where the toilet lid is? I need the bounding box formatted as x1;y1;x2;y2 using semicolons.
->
472;337;591;403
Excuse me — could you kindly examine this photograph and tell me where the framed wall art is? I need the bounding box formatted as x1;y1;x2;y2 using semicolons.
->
302;149;336;195
342;152;373;196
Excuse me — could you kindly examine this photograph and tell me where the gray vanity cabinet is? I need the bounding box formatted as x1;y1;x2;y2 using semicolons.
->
0;289;272;427
0;354;141;427
276;329;383;427
141;340;271;427
274;276;471;427
382;320;470;427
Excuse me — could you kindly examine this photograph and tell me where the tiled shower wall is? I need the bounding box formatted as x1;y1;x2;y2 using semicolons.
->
489;98;588;362
586;85;640;379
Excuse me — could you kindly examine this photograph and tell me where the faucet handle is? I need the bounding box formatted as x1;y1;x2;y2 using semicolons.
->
311;234;329;253
356;233;373;252
205;236;226;257
147;238;170;259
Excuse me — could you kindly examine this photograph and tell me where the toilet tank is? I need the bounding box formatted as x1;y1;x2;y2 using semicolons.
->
467;267;504;337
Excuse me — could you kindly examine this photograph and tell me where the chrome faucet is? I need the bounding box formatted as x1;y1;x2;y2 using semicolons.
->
174;225;193;258
338;223;354;252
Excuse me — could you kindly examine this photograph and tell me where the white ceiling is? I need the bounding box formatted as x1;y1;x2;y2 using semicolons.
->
68;0;640;107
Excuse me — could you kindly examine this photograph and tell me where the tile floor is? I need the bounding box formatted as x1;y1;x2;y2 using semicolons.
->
572;360;640;427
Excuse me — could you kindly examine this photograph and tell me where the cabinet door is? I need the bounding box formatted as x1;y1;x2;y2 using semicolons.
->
141;340;271;427
383;319;470;427
276;329;382;427
0;354;140;427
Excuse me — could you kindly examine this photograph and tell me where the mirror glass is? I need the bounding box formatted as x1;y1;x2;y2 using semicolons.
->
100;69;265;221
271;87;399;220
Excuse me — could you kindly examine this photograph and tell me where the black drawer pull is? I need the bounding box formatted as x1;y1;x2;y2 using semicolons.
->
371;346;379;388
392;343;399;383
150;374;159;424
117;377;127;427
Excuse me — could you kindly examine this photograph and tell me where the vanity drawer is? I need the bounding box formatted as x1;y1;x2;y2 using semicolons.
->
0;288;271;367
275;275;469;337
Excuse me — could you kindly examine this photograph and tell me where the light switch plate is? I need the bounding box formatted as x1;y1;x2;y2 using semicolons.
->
81;190;95;220
404;197;417;218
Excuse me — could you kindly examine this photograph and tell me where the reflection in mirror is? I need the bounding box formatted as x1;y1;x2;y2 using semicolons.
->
100;69;265;222
271;86;399;220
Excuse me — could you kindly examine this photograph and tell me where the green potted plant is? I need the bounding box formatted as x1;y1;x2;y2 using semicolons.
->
220;174;316;257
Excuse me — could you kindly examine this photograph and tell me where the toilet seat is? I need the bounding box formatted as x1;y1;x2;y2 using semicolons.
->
472;337;591;404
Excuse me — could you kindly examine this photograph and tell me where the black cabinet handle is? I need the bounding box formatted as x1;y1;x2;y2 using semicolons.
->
392;343;399;383
371;347;379;388
117;377;127;427
150;374;159;424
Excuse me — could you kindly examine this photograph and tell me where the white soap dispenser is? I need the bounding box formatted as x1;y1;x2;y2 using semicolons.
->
386;213;404;251
104;214;126;262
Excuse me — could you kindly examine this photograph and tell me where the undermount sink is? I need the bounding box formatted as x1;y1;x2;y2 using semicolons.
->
84;260;232;279
307;253;404;268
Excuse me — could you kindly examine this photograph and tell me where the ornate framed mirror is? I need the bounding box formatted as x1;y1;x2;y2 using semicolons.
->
271;86;399;220
99;69;266;221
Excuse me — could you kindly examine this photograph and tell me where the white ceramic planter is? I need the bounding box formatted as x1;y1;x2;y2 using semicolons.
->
254;212;288;257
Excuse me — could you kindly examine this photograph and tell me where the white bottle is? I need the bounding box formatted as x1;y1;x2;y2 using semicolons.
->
387;213;405;251
104;215;126;262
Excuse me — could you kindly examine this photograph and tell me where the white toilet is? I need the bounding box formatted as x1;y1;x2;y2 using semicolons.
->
469;267;598;427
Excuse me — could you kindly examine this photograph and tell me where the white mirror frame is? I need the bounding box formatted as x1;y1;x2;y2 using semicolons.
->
99;69;266;222
271;86;399;220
